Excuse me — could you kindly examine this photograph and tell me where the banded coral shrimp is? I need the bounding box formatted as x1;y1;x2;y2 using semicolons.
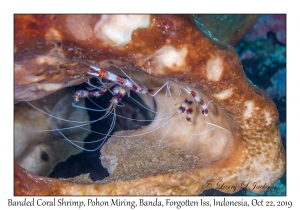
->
18;61;232;180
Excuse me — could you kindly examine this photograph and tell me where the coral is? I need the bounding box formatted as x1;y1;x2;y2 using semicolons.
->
243;15;286;45
266;69;286;100
14;88;90;176
236;37;286;75
14;15;285;195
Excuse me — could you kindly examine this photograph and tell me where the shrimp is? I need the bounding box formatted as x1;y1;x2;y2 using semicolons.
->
18;64;233;180
184;87;209;116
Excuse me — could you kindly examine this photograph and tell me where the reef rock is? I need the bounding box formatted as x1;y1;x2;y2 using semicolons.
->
14;15;285;195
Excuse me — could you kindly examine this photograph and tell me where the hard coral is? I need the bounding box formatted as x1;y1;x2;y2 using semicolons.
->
14;14;285;195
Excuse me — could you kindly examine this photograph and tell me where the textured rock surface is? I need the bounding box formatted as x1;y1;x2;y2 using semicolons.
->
14;14;285;195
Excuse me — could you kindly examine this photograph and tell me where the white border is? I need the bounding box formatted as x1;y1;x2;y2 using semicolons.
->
2;0;298;209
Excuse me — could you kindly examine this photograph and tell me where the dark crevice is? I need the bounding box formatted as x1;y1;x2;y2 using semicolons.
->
49;79;154;181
